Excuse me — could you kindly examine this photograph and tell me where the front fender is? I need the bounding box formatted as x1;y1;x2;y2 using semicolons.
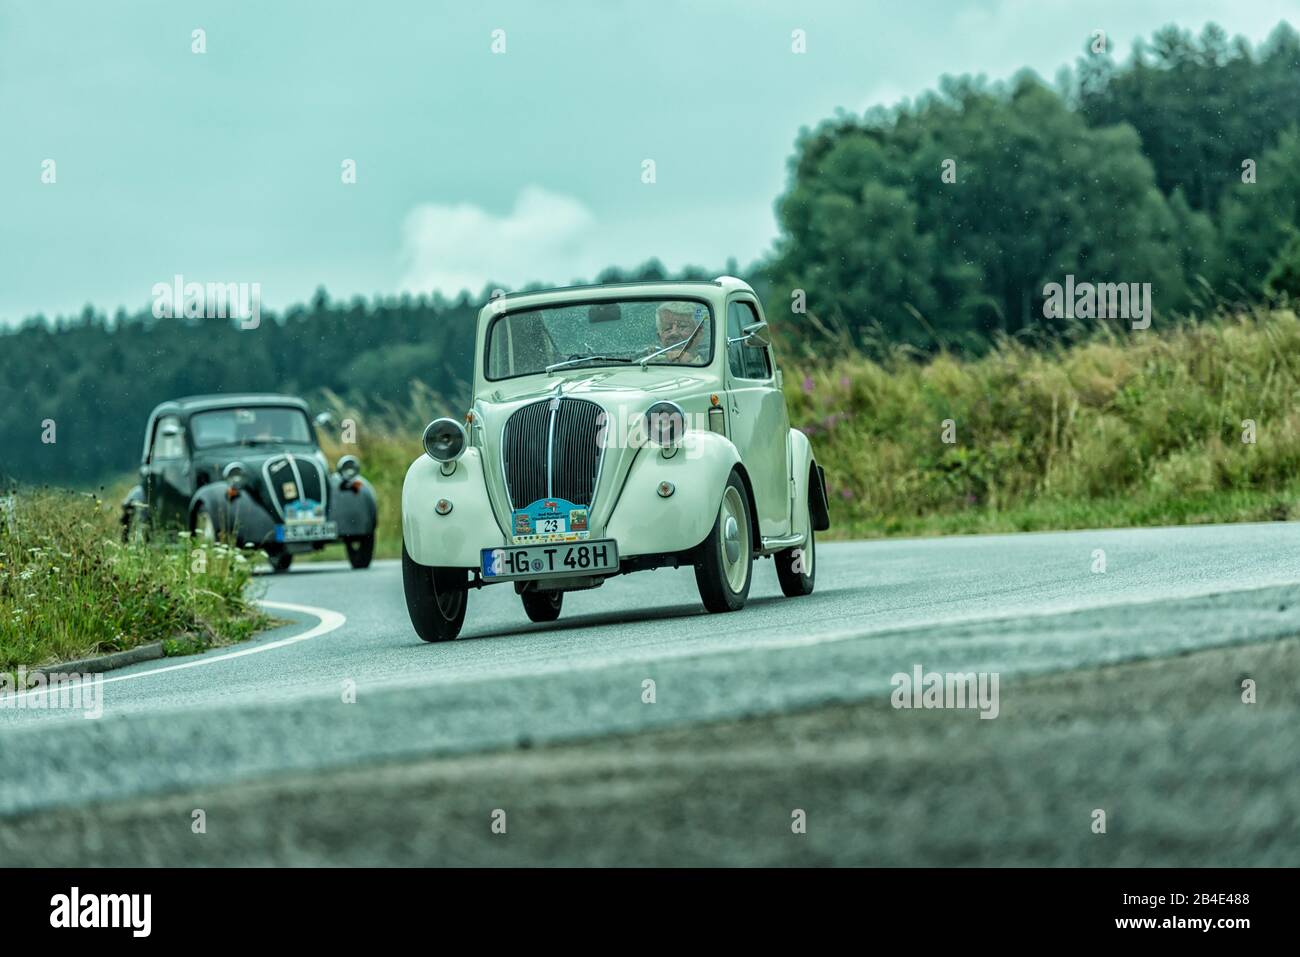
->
330;474;378;537
402;449;504;567
604;431;743;557
189;483;278;547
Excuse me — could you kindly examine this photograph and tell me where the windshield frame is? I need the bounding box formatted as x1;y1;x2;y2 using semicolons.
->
188;406;318;451
482;295;716;383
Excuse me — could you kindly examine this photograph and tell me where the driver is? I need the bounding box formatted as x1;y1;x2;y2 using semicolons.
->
653;301;709;364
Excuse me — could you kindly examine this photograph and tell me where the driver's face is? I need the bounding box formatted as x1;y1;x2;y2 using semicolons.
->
657;311;697;346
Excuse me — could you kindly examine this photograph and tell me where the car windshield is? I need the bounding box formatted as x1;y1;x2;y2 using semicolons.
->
189;407;314;449
485;298;713;380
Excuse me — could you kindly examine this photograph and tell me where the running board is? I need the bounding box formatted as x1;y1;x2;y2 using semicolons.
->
759;533;804;555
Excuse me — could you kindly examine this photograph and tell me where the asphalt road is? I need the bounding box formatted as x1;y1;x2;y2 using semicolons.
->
2;522;1299;863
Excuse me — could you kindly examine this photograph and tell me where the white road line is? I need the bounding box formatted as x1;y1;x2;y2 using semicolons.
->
1;600;345;703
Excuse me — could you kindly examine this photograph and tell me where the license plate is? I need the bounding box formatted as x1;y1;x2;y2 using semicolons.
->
481;539;618;580
276;521;337;543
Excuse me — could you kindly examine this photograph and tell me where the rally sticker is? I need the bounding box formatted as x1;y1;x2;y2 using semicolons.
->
512;497;590;544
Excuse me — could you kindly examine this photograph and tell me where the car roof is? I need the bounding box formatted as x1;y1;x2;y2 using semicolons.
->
148;394;310;419
488;276;755;313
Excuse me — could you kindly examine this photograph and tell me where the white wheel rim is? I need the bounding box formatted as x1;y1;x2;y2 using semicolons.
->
719;486;750;593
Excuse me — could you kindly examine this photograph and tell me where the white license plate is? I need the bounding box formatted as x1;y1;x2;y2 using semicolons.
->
481;539;618;580
277;521;337;543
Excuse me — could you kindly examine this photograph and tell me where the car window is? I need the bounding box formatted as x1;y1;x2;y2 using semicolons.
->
728;301;772;380
152;416;186;461
485;298;713;380
189;407;314;449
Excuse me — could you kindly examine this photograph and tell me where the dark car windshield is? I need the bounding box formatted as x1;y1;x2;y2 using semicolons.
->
485;298;713;380
190;407;314;449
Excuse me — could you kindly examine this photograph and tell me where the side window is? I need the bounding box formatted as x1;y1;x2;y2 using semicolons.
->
726;302;747;378
152;416;186;461
731;301;772;380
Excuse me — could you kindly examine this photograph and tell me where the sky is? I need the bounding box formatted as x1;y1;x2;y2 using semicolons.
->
1;0;1297;325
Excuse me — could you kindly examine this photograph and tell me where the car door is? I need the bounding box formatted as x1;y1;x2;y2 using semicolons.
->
724;299;790;537
147;415;193;528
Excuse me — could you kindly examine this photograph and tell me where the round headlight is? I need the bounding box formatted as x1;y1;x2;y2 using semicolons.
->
222;462;247;488
423;418;467;463
644;401;686;447
337;454;361;481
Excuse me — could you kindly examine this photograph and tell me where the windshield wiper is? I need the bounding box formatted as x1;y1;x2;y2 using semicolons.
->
545;354;635;374
639;314;709;367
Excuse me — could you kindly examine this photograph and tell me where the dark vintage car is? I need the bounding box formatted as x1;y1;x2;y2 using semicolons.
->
121;394;378;571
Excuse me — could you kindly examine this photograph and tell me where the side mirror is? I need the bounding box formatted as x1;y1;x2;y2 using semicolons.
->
741;320;770;347
314;412;335;429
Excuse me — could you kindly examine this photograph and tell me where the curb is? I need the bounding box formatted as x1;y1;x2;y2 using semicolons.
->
31;641;166;678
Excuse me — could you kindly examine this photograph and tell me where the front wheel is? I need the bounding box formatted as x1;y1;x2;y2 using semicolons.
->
402;542;467;642
693;470;753;613
345;534;374;569
521;589;563;622
268;550;293;573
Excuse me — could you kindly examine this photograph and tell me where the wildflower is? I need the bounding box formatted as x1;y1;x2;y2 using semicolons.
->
802;375;814;395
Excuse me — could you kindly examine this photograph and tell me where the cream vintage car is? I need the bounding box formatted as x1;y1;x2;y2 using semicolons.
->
400;276;831;641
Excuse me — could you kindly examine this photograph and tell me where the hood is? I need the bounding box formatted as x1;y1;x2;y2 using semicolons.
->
473;370;717;538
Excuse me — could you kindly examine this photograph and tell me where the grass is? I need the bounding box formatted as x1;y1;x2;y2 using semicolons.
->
206;309;1300;561
784;309;1300;538
0;489;268;673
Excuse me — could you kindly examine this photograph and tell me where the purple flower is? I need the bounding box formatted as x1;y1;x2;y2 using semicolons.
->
839;375;851;389
802;375;814;395
839;487;854;500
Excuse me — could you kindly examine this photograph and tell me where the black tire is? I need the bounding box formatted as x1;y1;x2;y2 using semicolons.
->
521;589;563;622
269;550;293;573
775;528;816;597
122;506;148;544
693;470;754;613
345;534;375;569
402;542;467;642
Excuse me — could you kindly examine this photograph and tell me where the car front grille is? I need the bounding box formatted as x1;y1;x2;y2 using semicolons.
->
262;454;327;519
501;397;604;509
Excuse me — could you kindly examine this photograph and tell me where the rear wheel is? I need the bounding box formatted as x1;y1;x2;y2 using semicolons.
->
268;550;293;573
402;542;467;642
345;534;375;569
521;589;563;622
693;470;753;613
775;528;816;597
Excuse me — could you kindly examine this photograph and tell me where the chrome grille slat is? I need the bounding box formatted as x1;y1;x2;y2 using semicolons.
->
502;398;603;509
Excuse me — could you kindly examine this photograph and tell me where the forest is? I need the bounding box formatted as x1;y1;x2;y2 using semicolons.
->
4;22;1299;487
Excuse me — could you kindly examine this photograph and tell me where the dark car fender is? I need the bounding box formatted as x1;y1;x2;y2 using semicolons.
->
330;474;378;538
189;482;279;547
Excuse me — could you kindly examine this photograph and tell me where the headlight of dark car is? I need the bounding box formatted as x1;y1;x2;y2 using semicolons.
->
222;461;247;488
337;455;361;481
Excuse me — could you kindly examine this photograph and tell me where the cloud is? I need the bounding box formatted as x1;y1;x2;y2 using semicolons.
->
398;186;597;298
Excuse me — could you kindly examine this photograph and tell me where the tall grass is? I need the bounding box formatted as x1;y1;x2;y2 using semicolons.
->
0;490;267;671
786;309;1300;535
316;309;1300;552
